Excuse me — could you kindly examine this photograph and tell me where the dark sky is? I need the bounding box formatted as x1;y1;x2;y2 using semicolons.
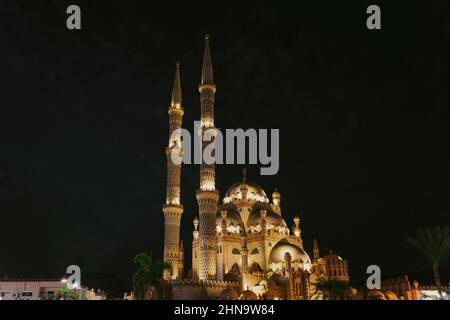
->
1;1;449;289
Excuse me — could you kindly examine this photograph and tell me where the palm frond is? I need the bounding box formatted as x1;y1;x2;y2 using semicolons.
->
314;280;351;300
153;260;173;277
133;252;151;269
406;226;450;268
132;252;170;299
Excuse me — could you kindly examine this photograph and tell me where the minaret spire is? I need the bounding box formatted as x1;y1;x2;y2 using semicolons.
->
162;62;185;280
196;35;219;281
171;62;182;108
201;35;214;85
313;237;320;261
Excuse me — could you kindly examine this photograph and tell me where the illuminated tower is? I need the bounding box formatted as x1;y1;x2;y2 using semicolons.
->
192;216;200;281
196;35;220;281
292;215;303;248
162;62;184;280
313;237;320;261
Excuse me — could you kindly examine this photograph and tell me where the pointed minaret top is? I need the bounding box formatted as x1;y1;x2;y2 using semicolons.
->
201;35;214;85
171;62;182;108
313;237;320;260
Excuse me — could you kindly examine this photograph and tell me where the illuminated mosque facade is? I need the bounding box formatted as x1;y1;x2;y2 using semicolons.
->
161;36;349;300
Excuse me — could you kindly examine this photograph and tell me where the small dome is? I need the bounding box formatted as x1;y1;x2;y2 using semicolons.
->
367;289;386;300
269;239;311;265
272;189;281;206
384;291;399;300
323;251;344;261
354;290;366;300
247;209;287;228
240;290;258;300
215;209;243;228
217;288;239;300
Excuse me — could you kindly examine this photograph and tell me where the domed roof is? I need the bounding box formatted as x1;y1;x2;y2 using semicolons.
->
247;208;287;227
240;290;258;300
269;239;311;265
215;209;243;227
384;291;399;300
223;170;269;204
367;289;386;300
224;180;268;203
225;179;267;197
323;250;344;261
218;288;239;300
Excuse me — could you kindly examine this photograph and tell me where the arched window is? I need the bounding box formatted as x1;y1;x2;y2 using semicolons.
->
232;248;240;255
249;262;262;273
251;248;259;255
231;263;240;273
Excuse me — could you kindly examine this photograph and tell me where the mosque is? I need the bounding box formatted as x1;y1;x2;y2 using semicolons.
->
161;35;349;300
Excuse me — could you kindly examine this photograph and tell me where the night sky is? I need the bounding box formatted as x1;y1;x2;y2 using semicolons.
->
1;1;449;289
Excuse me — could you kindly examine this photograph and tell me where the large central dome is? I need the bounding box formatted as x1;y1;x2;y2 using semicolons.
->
226;180;266;197
223;168;269;204
223;180;269;204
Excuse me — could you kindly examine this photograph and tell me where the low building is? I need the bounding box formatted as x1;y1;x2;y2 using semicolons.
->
418;284;449;300
80;287;107;300
0;279;64;300
354;275;450;300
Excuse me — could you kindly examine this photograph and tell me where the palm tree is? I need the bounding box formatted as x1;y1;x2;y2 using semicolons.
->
314;280;352;300
406;226;450;299
132;252;172;300
56;287;79;300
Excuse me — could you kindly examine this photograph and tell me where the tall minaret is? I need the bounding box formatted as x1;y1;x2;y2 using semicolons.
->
313;237;320;261
196;35;220;281
162;62;184;280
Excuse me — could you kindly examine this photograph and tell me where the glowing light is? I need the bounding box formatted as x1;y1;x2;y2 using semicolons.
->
201;119;214;128
226;225;241;234
166;196;180;205
201;181;215;191
223;191;268;204
223;196;232;204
